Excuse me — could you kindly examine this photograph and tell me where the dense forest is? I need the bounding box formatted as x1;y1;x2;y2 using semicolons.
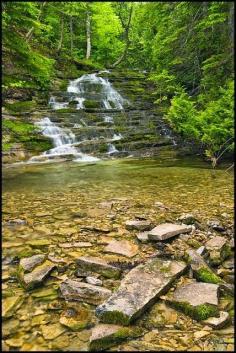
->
2;1;234;164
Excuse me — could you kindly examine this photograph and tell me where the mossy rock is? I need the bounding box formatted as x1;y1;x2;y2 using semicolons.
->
195;267;223;284
59;305;92;331
56;108;78;113
167;300;219;321
187;239;202;249
5;101;37;113
98;143;108;153
97;310;131;326
84;100;101;109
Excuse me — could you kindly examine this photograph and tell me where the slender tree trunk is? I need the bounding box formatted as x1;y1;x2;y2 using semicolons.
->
25;2;47;40
70;16;73;56
111;5;133;68
86;11;91;60
229;2;234;56
57;15;64;52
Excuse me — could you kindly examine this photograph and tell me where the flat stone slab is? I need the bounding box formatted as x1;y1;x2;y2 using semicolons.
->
59;242;92;248
19;260;56;290
2;296;24;319
89;324;142;351
166;282;220;321
60;279;112;305
76;256;121;279
125;220;152;231
148;223;191;241
96;258;187;325
104;240;139;258
203;311;230;329
205;236;231;265
205;236;227;250
20;254;46;272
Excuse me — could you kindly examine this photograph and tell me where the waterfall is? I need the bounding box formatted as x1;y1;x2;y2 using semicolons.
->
107;143;119;154
112;133;123;141
28;117;99;163
104;116;114;123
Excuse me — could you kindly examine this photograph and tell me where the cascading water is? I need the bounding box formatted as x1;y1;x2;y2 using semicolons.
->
107;143;119;154
29;117;99;163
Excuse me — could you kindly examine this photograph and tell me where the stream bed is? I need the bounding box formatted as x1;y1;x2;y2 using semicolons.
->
2;157;234;351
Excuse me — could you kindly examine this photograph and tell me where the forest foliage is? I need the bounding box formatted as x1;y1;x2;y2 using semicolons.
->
2;1;234;163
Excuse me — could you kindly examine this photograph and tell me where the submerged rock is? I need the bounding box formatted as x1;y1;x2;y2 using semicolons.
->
104;239;139;258
76;256;121;279
2;296;24;319
125;220;152;231
18;260;56;290
19;254;46;272
41;323;65;340
59;305;92;331
205;236;231;266
203;311;230;329
60;279;112;305
89;324;143;351
166;282;220;321
186;249;223;284
148;223;191;241
96;258;187;325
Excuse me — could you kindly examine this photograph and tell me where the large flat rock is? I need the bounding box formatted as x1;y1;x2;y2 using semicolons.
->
205;236;231;266
19;254;46;272
96;258;187;325
104;240;139;258
125;220;152;231
76;256;121;279
60;279;112;305
166;282;220;321
148;223;191;241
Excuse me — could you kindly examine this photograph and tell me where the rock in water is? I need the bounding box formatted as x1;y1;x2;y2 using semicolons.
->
96;258;187;325
205;236;231;266
104;240;139;258
166;282;220;321
148;223;191;241
60;279;112;305
125;220;152;231
19;254;46;272
18;260;56;290
76;256;121;279
89;324;143;351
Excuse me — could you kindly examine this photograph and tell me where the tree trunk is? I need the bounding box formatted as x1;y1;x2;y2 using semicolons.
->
229;2;234;55
111;5;133;68
86;11;91;60
25;2;47;40
70;16;73;56
57;15;64;52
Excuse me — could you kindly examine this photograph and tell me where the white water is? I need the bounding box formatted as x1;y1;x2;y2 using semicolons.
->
107;143;119;154
29;117;99;163
112;133;123;141
104;116;114;123
49;97;69;110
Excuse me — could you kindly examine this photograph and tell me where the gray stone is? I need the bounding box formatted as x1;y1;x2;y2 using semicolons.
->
19;254;46;272
136;232;149;243
196;246;207;256
19;260;56;290
178;213;198;225
76;256;121;279
203;311;230;329
2;296;24;319
148;223;191;241
205;236;231;265
207;220;225;232
89;324;141;351
186;249;222;284
60;279;112;305
96;258;187;325
125;220;152;231
104;240;139;258
86;276;103;286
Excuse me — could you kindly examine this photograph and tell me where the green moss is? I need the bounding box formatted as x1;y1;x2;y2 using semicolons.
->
5;101;36;113
98;310;130;326
100;269;120;279
221;244;232;261
186;239;202;249
84;100;101;109
98;143;108;153
195;267;223;284
168;300;219;321
56;108;78;113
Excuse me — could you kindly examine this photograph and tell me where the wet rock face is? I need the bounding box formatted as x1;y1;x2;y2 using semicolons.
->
166;282;220;321
96;258;188;325
60;279;112;305
76;256;121;279
148;223;191;241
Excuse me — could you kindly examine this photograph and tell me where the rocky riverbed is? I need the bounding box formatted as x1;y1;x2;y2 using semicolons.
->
2;158;234;351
